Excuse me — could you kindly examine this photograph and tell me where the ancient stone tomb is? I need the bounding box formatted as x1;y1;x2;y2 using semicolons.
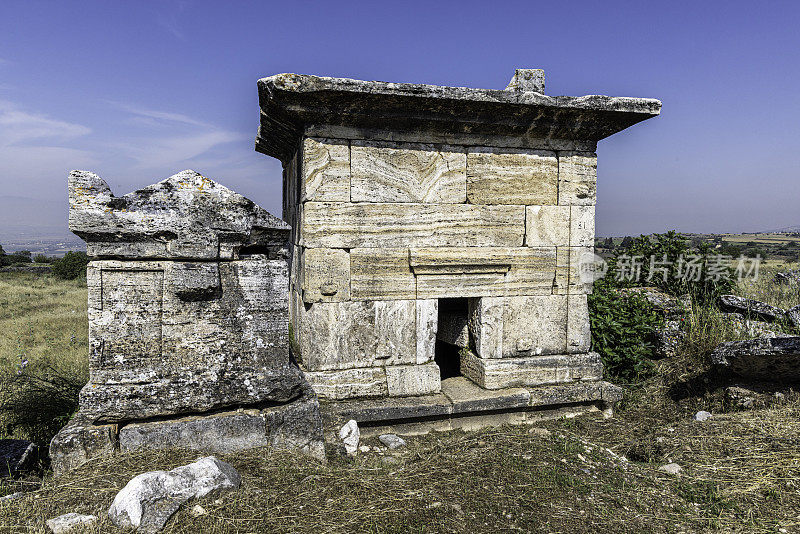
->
255;69;660;401
51;70;660;473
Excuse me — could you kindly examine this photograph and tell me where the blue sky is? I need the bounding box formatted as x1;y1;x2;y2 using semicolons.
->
1;0;798;238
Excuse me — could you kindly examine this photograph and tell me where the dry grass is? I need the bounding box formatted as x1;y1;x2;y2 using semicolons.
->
0;272;88;376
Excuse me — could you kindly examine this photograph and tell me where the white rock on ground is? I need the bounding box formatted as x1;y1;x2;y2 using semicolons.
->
659;463;682;475
108;456;240;533
378;434;407;450
339;420;360;455
694;411;712;422
46;513;98;533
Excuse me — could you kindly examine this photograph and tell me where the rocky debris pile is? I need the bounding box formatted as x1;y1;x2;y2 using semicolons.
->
719;294;785;323
616;287;691;358
711;336;800;381
717;294;797;338
725;385;792;410
108;456;240;533
788;305;800;329
775;270;800;285
0;439;35;478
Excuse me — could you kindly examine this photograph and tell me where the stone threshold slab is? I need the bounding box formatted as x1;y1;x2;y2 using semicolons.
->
320;377;622;430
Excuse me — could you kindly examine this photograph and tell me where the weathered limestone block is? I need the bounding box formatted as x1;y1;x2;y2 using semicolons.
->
350;248;416;300
469;295;568;359
568;247;595;294
558;152;597;206
505;68;545;93
570;206;595;247
525;206;570;247
303;367;387;399
416;299;438;364
567;295;592;353
300;202;525;248
301;137;350;202
300;247;350;302
49;414;118;476
82;257;302;423
296;299;436;370
555;247;570;294
69;170;289;259
411;247;556;298
119;388;325;460
466;148;557;205
386;363;441;396
350;140;466;203
460;350;603;389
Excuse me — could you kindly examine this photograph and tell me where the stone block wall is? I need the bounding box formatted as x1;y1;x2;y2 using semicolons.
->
285;137;599;396
51;169;324;475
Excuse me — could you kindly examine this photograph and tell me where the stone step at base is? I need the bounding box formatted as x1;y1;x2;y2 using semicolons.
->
460;350;603;390
321;377;622;445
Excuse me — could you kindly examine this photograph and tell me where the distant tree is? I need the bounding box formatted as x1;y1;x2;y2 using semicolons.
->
5;253;32;264
620;236;634;249
51;251;89;280
16;250;32;259
33;254;51;264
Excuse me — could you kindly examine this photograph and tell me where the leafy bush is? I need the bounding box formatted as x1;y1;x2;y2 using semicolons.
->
606;231;735;304
33;254;51;264
589;231;738;382
589;277;663;382
51;251;89;280
4;253;32;265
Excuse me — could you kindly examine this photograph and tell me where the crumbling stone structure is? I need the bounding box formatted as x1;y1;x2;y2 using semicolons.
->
50;170;324;475
254;70;660;408
51;70;660;472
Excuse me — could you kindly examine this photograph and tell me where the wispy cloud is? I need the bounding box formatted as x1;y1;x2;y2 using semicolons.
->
0;100;91;146
107;101;246;170
155;1;190;41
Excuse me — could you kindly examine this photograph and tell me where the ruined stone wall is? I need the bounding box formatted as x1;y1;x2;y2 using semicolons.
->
51;169;324;475
286;137;600;397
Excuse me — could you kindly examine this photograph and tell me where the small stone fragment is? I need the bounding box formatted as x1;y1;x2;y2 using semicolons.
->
711;336;800;381
718;294;785;322
0;492;23;504
528;427;552;438
189;504;207;517
378;434;407;450
787;305;800;329
658;463;682;475
46;513;98;534
358;445;371;453
108;456;240;533
694;411;712;422
339;420;360;455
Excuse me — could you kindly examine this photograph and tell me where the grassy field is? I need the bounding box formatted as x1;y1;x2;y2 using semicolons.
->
1;271;800;533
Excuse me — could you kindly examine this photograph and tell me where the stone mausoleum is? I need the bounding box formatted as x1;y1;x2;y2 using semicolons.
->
51;69;659;473
255;70;660;407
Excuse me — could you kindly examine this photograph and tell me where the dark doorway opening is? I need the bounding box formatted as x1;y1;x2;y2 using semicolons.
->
435;298;469;380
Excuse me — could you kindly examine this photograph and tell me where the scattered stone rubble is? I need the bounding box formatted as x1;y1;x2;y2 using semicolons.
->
711;337;800;381
108;456;240;533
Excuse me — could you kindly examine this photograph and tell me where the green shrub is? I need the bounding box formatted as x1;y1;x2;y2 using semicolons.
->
51;251;89;280
4;253;32;265
589;277;663;382
33;254;51;264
